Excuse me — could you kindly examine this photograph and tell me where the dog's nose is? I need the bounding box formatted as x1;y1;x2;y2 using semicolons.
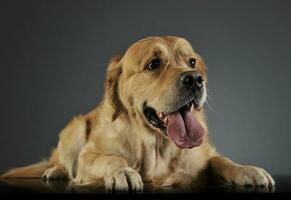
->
180;72;203;89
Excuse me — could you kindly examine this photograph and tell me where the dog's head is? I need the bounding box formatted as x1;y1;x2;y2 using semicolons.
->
104;36;207;149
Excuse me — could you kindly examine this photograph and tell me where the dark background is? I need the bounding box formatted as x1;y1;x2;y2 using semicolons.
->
0;0;290;176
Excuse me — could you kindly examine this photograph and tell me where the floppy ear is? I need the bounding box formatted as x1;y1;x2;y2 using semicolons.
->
104;55;124;121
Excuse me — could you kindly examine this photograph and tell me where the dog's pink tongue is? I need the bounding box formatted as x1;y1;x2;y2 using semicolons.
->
167;110;204;149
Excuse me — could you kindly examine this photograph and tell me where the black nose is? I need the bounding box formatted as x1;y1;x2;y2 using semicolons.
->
180;72;203;89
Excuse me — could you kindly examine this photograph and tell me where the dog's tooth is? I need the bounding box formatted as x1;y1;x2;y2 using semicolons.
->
157;112;165;119
162;117;168;125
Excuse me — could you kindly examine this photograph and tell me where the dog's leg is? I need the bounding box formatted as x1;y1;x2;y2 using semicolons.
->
209;155;275;188
158;170;193;187
74;146;143;191
42;115;88;182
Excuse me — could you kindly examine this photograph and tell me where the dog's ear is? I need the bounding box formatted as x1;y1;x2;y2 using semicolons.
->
104;55;124;121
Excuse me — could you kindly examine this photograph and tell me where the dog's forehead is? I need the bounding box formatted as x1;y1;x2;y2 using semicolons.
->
130;36;194;54
122;36;195;66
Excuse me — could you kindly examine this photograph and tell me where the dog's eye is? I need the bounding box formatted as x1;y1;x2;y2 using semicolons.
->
189;58;196;68
146;58;160;70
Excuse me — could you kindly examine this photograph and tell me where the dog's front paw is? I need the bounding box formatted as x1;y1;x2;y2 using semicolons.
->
230;165;275;188
104;167;143;192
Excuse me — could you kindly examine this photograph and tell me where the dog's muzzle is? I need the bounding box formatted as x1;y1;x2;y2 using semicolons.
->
143;71;205;149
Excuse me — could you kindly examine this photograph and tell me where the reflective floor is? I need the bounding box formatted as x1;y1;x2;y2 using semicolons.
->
0;175;290;193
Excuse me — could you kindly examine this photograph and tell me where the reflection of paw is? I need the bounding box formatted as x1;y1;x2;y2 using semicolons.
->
42;166;68;181
231;165;275;188
104;167;143;192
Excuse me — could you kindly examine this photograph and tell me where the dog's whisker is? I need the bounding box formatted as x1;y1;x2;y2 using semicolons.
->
207;95;215;105
205;97;217;114
206;90;215;104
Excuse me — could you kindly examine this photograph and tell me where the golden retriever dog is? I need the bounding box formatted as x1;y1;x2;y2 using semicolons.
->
1;36;275;191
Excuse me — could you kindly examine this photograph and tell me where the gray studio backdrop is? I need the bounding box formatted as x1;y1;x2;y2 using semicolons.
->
0;0;290;176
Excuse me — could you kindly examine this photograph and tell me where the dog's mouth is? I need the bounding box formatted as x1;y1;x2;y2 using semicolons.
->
143;99;204;149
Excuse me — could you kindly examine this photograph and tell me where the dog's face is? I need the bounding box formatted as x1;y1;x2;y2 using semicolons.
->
108;36;207;149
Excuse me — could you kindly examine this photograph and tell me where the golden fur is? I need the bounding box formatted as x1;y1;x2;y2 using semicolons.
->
1;36;275;191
